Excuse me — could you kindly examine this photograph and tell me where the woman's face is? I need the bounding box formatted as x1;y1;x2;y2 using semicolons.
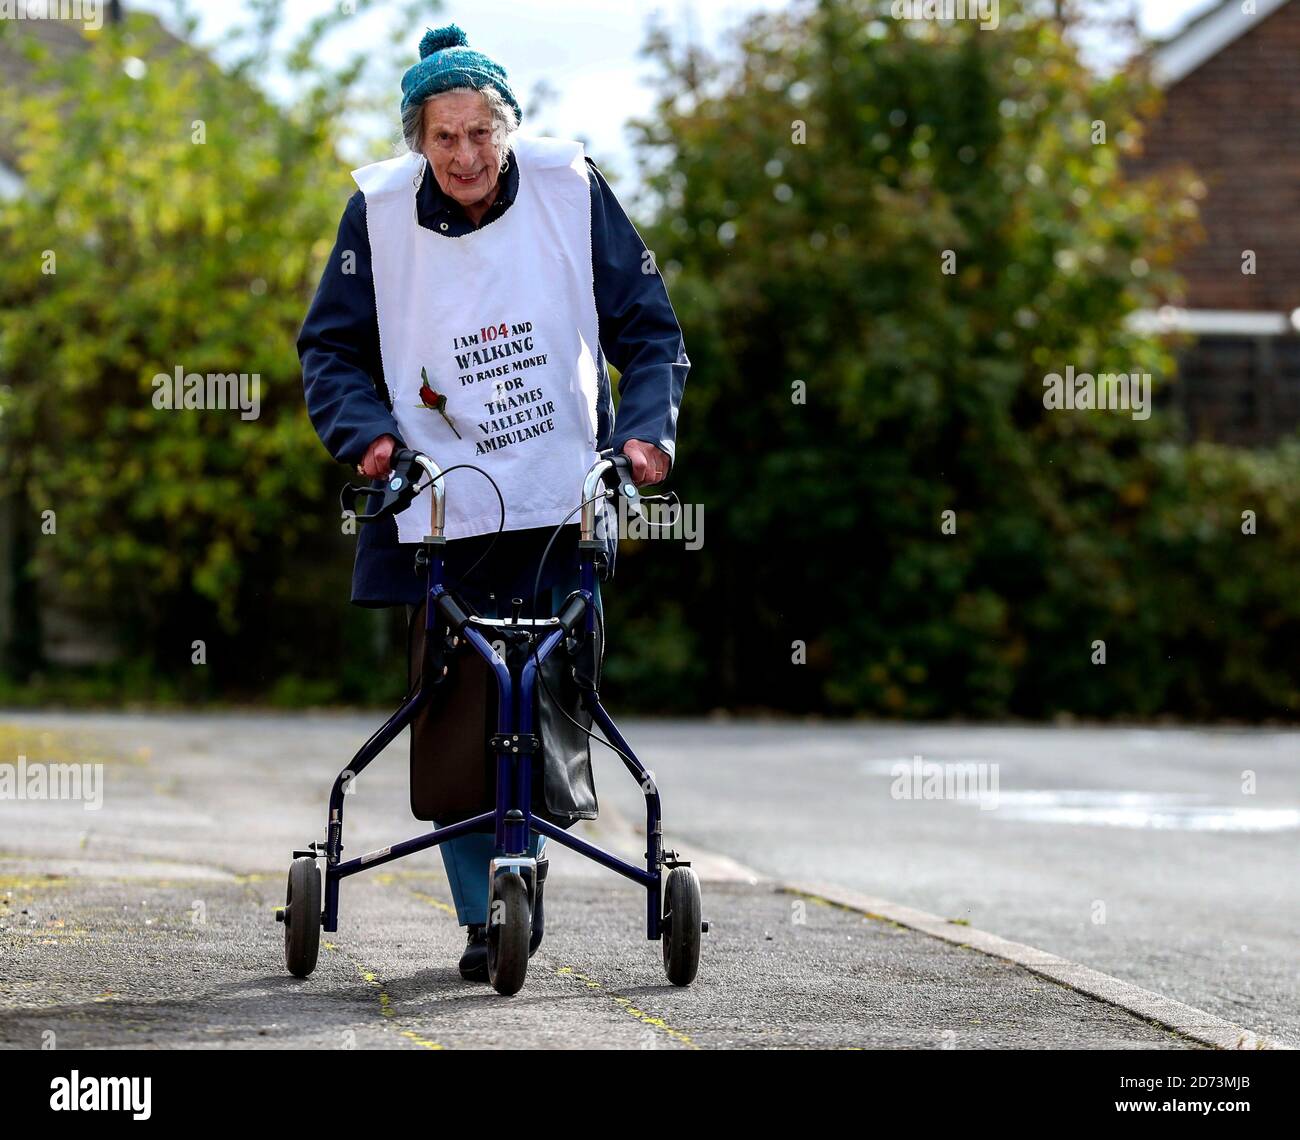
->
422;91;502;211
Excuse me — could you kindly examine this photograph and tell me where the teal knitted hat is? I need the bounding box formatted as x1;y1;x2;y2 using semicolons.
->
400;24;523;125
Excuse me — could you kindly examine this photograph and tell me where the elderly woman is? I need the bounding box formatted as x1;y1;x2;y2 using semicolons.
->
297;25;688;982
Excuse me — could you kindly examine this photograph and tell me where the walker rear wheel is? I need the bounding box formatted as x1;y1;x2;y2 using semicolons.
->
487;871;530;996
281;856;322;978
662;866;702;986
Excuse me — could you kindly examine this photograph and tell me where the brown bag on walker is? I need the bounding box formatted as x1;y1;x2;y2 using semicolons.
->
407;598;600;829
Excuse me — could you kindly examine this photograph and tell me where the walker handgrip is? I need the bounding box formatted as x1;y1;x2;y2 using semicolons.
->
610;454;634;480
598;449;635;478
557;592;587;634
605;453;639;500
435;592;470;633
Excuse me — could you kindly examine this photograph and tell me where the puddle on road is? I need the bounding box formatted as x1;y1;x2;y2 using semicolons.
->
861;761;1298;831
978;791;1298;832
861;757;1002;776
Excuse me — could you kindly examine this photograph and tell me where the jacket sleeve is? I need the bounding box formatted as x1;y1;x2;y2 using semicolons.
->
298;191;405;466
586;159;689;474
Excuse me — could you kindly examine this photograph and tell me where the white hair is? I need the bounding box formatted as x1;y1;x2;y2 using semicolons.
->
400;85;519;173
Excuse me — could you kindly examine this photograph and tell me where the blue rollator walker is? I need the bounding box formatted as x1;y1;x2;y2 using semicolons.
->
276;448;705;995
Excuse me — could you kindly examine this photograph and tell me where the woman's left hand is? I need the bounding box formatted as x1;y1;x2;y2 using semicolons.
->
621;439;670;486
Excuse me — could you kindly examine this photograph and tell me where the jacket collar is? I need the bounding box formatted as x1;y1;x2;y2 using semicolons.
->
415;155;519;231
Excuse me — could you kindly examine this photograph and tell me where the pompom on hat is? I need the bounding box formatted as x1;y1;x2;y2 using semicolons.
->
400;23;523;125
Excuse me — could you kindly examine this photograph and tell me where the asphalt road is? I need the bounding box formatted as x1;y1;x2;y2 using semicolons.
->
593;720;1300;1043
0;712;1288;1049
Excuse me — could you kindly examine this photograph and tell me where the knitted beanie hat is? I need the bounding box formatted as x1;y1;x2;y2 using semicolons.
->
400;24;523;125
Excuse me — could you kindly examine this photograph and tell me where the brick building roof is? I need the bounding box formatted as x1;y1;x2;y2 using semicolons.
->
1130;0;1300;314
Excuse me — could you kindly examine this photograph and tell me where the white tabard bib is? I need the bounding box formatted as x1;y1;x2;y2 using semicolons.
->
353;136;602;544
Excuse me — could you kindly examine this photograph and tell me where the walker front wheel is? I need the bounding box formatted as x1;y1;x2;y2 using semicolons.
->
281;856;322;978
662;866;702;986
487;871;530;996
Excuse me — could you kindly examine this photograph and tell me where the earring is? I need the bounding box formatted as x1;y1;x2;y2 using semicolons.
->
412;157;426;191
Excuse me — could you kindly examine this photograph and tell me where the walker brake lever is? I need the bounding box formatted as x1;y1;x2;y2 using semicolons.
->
343;449;425;523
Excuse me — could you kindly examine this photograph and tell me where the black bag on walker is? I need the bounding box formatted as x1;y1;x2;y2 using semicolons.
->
407;598;600;829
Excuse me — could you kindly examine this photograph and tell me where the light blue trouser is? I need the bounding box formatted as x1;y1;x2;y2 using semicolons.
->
430;579;602;927
439;830;547;927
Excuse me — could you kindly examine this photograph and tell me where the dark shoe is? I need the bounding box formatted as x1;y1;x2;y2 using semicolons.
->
458;923;489;982
529;859;548;957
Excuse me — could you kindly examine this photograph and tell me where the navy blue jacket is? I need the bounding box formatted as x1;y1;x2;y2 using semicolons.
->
298;151;689;608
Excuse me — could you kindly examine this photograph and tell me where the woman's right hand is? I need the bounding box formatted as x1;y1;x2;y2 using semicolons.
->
357;434;398;479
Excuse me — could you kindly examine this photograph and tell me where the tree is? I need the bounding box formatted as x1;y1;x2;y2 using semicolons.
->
0;2;425;701
618;0;1300;717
